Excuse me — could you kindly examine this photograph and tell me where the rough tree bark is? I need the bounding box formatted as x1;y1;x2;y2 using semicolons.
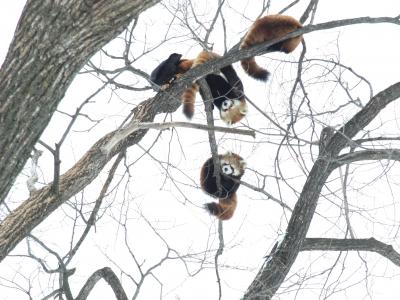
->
302;238;400;267
75;267;128;300
0;0;160;205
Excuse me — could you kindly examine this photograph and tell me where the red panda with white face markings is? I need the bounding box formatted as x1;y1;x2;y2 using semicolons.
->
240;15;303;81
200;152;246;220
181;51;248;125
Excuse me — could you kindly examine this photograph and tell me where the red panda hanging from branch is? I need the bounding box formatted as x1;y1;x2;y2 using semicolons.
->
181;50;248;125
200;152;246;220
240;15;303;81
149;51;247;125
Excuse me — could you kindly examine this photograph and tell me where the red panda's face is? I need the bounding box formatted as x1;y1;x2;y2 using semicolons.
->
220;99;248;125
220;153;246;177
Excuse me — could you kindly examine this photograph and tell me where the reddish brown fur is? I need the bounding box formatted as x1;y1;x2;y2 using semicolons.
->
200;153;245;192
181;83;198;119
178;52;246;124
206;194;237;220
220;100;247;125
201;152;246;220
177;59;194;75
175;59;195;118
181;51;221;119
240;15;303;81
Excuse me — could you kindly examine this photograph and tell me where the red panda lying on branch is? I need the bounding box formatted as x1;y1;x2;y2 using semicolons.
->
181;51;247;125
240;15;303;81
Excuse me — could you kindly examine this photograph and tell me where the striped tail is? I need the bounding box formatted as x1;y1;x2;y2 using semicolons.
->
204;193;237;221
181;83;199;119
181;51;221;118
240;57;270;81
240;34;270;81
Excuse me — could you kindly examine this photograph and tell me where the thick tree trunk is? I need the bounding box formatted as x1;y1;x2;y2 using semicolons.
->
0;0;159;204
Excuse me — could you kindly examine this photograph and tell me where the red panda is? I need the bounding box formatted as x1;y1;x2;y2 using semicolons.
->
181;51;220;120
181;51;248;125
200;152;246;220
176;59;198;118
181;82;199;119
240;15;303;81
150;51;247;124
202;72;247;125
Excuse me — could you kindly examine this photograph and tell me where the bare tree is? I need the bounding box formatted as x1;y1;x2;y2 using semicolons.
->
1;0;400;299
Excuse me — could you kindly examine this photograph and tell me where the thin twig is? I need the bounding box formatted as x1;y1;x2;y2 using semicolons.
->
137;121;255;137
214;220;224;300
101;120;255;156
64;152;125;264
302;238;400;267
339;147;355;238
198;79;222;192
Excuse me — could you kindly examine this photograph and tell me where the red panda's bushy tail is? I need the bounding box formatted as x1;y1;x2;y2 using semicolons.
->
240;27;270;81
181;83;199;119
240;57;270;81
181;51;220;119
204;193;238;221
239;15;303;82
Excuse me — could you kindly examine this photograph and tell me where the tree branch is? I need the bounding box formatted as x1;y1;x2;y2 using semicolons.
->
64;152;125;263
198;79;222;189
102;121;255;154
75;267;128;300
0;0;160;205
302;238;400;267
243;82;400;300
327;82;400;156
332;149;400;168
194;16;400;75
0;91;177;262
215;220;224;300
198;79;225;299
1;12;399;277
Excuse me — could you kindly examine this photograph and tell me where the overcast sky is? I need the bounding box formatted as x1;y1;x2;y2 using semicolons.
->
1;1;400;299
